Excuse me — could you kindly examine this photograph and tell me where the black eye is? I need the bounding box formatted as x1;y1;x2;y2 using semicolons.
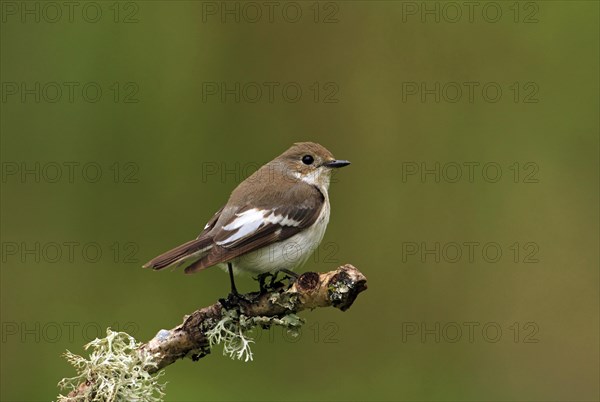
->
302;155;314;165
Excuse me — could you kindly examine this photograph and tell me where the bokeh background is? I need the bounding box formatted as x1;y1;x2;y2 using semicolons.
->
1;1;598;401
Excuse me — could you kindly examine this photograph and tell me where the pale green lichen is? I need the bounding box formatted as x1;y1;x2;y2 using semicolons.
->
205;309;255;362
205;309;305;362
329;278;352;303
57;329;166;402
268;291;301;310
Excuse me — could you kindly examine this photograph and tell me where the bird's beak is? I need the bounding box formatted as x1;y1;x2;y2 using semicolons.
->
324;159;351;168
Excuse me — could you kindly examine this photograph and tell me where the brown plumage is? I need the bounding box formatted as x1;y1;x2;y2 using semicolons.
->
143;142;349;276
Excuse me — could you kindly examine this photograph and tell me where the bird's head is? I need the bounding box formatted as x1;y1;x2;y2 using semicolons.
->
274;142;351;190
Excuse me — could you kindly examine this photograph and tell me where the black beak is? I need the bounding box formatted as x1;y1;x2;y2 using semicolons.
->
325;159;351;168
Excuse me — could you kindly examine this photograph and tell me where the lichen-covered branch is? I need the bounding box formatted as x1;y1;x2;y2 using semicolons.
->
60;264;367;401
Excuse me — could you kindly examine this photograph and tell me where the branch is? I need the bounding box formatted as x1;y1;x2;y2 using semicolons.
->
62;264;367;400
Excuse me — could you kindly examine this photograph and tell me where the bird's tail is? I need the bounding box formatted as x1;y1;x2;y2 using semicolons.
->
142;237;212;270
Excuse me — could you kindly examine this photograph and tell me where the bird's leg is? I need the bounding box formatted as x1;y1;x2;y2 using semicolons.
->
228;262;239;296
220;264;239;309
256;272;274;293
220;263;255;308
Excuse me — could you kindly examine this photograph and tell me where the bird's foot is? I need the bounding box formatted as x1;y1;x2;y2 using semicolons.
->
255;270;297;294
256;272;273;293
255;272;286;293
219;289;254;310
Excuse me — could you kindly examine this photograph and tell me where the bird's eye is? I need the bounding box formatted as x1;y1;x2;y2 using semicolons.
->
302;155;314;165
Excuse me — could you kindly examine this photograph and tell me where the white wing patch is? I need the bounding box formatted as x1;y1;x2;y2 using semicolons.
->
216;208;302;246
219;209;264;245
264;211;301;227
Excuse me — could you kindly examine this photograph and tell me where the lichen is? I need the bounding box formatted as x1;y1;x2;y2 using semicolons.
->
328;275;353;303
268;291;300;310
57;329;166;402
205;308;305;362
205;309;255;362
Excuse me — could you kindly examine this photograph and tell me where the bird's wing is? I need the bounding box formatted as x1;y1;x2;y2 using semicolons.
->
184;186;325;273
197;206;225;238
142;206;223;270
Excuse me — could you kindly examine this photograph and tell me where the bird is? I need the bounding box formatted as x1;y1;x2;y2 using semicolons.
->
143;142;350;295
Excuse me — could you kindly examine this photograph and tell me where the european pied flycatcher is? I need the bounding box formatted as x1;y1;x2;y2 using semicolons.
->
143;142;350;294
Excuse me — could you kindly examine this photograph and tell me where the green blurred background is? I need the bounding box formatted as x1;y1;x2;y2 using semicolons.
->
1;1;598;401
